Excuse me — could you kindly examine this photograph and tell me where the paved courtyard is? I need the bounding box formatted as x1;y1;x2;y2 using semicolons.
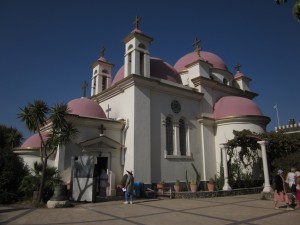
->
1;194;299;225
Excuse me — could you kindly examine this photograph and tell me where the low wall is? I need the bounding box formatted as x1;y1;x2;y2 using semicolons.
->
174;187;264;199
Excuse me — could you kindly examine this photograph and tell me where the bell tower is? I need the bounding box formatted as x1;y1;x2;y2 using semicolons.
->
91;47;114;96
122;16;153;78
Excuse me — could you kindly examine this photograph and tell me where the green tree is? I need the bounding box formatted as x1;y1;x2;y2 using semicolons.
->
18;100;78;204
19;162;62;202
275;0;300;21
0;125;28;203
226;129;300;179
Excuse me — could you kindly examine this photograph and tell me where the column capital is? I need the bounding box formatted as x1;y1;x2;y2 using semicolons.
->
257;140;268;145
219;143;228;148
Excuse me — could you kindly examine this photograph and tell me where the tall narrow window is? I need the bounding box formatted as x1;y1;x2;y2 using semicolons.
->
140;52;144;76
92;78;96;95
166;117;173;155
179;118;186;156
128;53;132;75
102;76;107;90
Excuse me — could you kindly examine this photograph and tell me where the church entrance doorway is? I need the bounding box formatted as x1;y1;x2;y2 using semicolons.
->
94;156;108;200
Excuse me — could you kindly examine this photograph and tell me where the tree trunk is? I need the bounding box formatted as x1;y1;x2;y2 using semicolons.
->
37;157;47;204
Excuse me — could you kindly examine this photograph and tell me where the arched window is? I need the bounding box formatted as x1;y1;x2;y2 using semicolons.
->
138;43;146;50
179;118;186;156
128;44;133;50
166;116;173;155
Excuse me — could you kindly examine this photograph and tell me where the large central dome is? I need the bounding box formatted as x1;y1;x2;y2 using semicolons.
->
112;57;182;85
174;51;228;72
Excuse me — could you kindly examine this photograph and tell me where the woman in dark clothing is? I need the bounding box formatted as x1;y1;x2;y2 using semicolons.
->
274;169;293;210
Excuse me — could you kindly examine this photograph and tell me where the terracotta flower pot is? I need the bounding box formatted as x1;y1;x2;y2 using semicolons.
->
174;184;180;192
190;184;197;192
207;182;215;192
157;183;165;191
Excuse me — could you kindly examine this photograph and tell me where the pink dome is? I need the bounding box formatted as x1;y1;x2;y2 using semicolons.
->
174;51;228;72
234;71;245;79
112;66;125;85
112;57;182;85
98;56;107;62
214;96;263;119
131;28;143;34
67;98;107;118
21;132;48;149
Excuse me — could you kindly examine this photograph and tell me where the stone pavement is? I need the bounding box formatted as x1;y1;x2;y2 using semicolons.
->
1;194;299;225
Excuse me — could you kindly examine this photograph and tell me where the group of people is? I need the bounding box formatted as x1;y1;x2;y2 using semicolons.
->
274;167;300;210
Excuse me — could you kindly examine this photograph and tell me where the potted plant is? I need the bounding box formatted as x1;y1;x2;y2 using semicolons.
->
190;179;197;192
207;178;215;192
174;180;181;192
157;181;165;193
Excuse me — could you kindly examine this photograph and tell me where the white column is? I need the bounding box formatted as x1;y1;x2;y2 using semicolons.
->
132;50;140;75
186;125;191;156
124;54;129;77
173;123;180;155
258;140;273;193
143;52;150;78
220;144;232;191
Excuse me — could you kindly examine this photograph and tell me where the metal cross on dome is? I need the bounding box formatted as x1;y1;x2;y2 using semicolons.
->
234;63;242;72
100;47;106;57
193;37;201;56
134;16;140;29
82;80;88;97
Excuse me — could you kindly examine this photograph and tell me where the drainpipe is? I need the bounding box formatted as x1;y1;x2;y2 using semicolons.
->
121;119;129;165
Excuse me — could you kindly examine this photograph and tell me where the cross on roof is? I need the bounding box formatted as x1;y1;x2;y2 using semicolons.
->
193;37;201;56
134;16;140;29
234;63;242;72
98;124;106;135
82;80;88;97
106;104;111;119
100;47;106;57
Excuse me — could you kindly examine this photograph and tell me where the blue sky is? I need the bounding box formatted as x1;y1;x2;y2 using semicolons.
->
1;0;299;140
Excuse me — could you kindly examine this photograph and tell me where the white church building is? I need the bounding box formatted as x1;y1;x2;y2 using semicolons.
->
15;19;270;201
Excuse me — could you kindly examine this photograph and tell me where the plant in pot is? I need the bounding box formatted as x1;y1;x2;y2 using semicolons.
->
190;179;197;192
174;180;181;192
207;178;215;192
157;181;165;193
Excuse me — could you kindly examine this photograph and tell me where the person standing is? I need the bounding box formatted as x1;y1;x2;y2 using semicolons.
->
99;169;108;198
274;169;293;210
296;176;300;209
286;167;296;198
124;170;134;204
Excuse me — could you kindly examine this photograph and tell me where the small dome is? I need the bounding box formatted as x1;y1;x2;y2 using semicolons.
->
214;96;263;119
21;132;48;149
98;56;107;62
234;71;245;79
67;98;107;118
174;51;228;72
131;28;143;34
112;57;182;85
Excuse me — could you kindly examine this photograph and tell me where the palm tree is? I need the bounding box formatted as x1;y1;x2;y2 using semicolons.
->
276;0;300;21
7;127;23;149
18;100;78;204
